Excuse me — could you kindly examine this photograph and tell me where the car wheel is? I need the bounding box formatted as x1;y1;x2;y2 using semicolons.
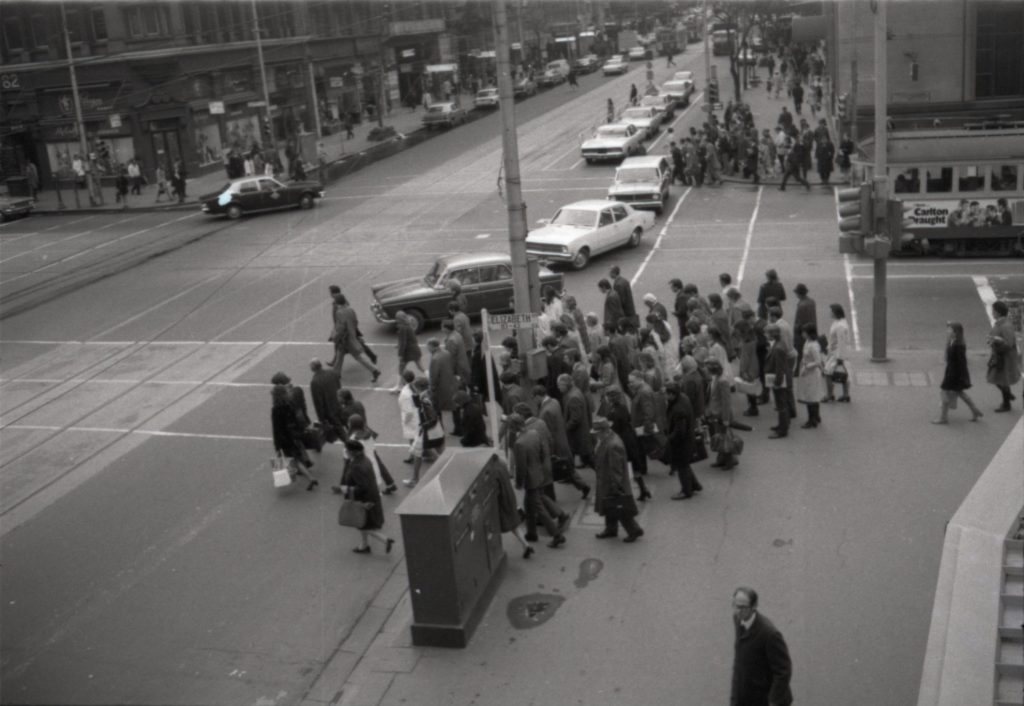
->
627;228;642;248
585;158;595;165
299;193;314;210
226;204;242;220
572;248;591;270
406;309;426;334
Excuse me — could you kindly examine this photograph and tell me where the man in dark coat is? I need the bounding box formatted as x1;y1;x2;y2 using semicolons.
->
756;270;787;320
730;587;793;706
791;283;817;368
427;338;457;430
534;384;590;498
666;382;702;499
670;278;689;337
599;278;625;328
509;414;568;548
627;371;658;477
609;265;637;326
604;388;651;501
764;324;793;439
558;374;594;467
591;417;644;542
330;293;381;382
308;358;345;442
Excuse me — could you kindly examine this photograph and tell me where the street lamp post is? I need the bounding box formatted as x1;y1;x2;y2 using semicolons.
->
60;0;99;206
252;0;277;162
871;0;888;362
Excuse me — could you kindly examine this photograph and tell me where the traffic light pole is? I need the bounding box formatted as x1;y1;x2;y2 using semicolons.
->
871;0;888;362
703;0;712;113
252;0;277;161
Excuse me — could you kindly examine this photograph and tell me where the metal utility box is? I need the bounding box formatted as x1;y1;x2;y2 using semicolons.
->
395;448;507;648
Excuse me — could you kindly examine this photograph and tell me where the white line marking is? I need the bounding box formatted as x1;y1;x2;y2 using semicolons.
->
631;186;692;287
540;140;586;171
475;233;491;239
844;254;862;351
735;186;763;289
972;275;998;326
0;377;394;392
569;157;586;170
848;260;1017;268
0;213;149;265
849;273;989;280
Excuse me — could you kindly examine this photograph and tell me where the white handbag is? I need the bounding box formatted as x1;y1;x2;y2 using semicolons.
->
271;457;293;488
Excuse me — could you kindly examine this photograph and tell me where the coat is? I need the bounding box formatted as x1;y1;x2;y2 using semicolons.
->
592;431;637;517
706;377;733;424
492;454;522;533
629;381;657;433
613;275;637;321
397;384;419;440
445;331;472;383
429;348;457;411
681;370;706;419
666;394;694;468
538;397;573;460
792;296;817;349
343;454;384;530
512;428;553;490
940;342;971;391
333;304;364;355
986;316;1022;388
764;341;792;390
271;402;304;460
562;386;594;459
309;368;343;428
731;612;793;706
453;311;474;355
794;339;826;403
606;398;642;468
603;289;625;327
396;319;421;364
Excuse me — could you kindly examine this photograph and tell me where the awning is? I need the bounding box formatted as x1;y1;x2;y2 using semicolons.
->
425;64;458;73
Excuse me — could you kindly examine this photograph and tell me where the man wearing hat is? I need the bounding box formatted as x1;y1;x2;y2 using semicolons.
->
792;283;818;370
509;414;568;548
756;270;787;320
592;416;644;542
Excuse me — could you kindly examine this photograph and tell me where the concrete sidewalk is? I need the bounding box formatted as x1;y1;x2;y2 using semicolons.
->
19;105;432;216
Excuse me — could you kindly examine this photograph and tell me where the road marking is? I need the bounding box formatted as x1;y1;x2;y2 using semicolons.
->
843;254;862;351
569;157;586;170
972;275;997;326
88;272;227;341
646;91;704;152
734;186;763;289
0;339;393;347
475;233;491;239
849;273;987;280
0;213;149;265
0;377;395;393
540;140;587;171
631;186;692;287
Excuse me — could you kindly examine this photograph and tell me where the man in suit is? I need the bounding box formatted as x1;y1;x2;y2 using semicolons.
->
599;278;625;328
730;587;793;706
330;293;381;382
509;414;568;549
591;416;644;542
609;265;637;326
627;371;658;477
427;338;457;434
666;381;702;499
533;384;590;499
558;373;594;468
308;358;344;442
669;278;689;338
764;324;793;438
791;283;817;369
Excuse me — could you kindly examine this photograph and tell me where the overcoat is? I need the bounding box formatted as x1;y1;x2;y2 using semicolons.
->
986;316;1022;387
538;397;573;459
343;454;384;530
731;612;793;706
429;348;457;411
794;339;826;403
940;342;971;391
562;386;594;459
592;431;638;517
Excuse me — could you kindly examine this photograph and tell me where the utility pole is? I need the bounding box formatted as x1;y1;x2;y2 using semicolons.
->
493;0;533;358
60;0;99;206
703;0;712;113
307;49;322;140
252;0;277;160
871;0;888;361
850;58;858;175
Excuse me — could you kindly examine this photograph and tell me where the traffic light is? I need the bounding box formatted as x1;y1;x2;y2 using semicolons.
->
708;79;719;104
262;116;273;141
837;183;872;253
836;93;848;121
886;198;915;246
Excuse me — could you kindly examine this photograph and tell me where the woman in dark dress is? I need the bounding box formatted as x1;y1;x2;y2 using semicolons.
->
933;321;983;424
270;385;317;490
342;440;394;554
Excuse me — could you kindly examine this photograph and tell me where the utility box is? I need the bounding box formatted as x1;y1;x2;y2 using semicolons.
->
395;448;507;647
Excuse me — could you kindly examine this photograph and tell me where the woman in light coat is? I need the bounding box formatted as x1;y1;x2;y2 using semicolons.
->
396;370;420;463
795;323;825;428
824;303;852;402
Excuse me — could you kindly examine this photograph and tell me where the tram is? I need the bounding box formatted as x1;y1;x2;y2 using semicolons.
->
861;125;1024;257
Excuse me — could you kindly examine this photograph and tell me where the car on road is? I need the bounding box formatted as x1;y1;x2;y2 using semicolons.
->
607;155;673;214
672;70;694;83
619;106;663;139
737;48;757;66
513;77;537;98
0;193;33;222
580;123;646;163
640;93;676;121
525;200;654;270
575;54;600;73
537;68;566;87
423;102;467;129
473;88;500;109
200;176;324;220
602;55;629;76
659;79;694;107
627;46;649;61
370;253;564;332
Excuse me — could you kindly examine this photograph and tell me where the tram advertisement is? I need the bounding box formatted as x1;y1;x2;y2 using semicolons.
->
904;197;1021;229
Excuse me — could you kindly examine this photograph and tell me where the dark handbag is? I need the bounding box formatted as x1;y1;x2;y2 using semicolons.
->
831;361;849;384
552;456;572;482
337;487;369;529
604;492;638;519
645;431;669;461
302;423;325;452
691;428;709;463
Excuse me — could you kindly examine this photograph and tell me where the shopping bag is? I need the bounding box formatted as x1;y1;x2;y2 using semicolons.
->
733;377;763;397
691;428;709;463
271;457;293;488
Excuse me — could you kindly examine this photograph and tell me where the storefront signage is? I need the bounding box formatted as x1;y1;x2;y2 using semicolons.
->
208;101;225;115
401;48;416;58
1;73;23;90
109;114;121;128
247;100;266;108
904;198;1020;228
329;76;345;88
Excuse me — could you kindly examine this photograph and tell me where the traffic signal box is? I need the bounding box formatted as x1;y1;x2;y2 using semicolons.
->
708;79;719;105
836;93;848;121
837;178;895;258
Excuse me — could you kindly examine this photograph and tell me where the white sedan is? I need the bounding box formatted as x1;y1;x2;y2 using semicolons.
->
659;79;694;106
619;106;663;139
672;70;694;82
627;46;648;61
473;88;500;108
525;200;655;270
580;123;646;163
603;55;629;75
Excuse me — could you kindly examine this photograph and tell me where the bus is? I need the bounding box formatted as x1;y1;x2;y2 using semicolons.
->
859;126;1024;256
654;26;686;56
711;30;735;56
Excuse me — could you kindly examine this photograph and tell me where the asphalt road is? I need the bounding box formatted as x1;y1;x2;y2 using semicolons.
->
2;47;1022;706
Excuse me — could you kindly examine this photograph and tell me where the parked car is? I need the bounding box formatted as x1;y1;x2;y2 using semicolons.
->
737;48;757;66
619;106;663;139
473;88;500;109
513;77;538;98
602;55;629;76
659;79;694;107
525;200;655;270
581;123;646;164
370;253;563;332
200;176;324;220
607;155;673;214
575;54;600;73
423;102;467;129
640;93;676;121
0;193;33;222
627;46;649;61
538;68;566;87
672;70;694;82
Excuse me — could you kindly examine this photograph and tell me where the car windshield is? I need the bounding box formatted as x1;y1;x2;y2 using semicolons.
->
424;261;443;286
640;96;663;106
427;105;446;114
622;108;652;119
551;208;597;227
674;71;693;81
616;167;659;183
596;125;628;137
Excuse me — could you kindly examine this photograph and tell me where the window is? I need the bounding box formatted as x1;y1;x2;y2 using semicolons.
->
30;14;49;48
258;179;279;192
893;168;920;194
496;266;512;280
925;167;952;193
598;210;614;227
455;268;481;286
991;164;1019;191
90;7;107;42
958;166;984;192
3;18;24;51
976;3;1024;98
125;7;168;38
611;205;628;221
239;182;258;194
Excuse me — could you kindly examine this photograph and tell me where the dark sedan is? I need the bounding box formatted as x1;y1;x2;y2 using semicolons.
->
0;193;34;222
370;252;564;333
200;176;324;219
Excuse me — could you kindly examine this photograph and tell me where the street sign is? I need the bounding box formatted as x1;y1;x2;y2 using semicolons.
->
108;114;121;128
248;100;266;108
208;101;225;115
487;312;536;330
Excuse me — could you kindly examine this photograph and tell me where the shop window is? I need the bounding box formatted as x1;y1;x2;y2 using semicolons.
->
991;164;1019;191
3;18;24;51
90;7;108;42
925;167;952;193
958;166;985;192
976;3;1024;98
193;119;223;166
30;14;49;48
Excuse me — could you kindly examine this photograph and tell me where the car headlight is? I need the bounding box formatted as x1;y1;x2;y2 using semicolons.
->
561;246;569;253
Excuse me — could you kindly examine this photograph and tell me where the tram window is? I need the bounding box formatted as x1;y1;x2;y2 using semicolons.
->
894;168;920;193
991;164;1019;191
958;166;985;192
925;167;953;193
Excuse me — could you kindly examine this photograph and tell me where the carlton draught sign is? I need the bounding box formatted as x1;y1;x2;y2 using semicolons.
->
904;197;1021;229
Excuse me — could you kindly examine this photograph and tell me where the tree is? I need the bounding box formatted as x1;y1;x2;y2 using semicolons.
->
711;0;789;103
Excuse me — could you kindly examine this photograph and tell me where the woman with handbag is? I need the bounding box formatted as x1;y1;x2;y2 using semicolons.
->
270;385;317;490
345;414;398;494
933;321;983;424
795;323;826;429
705;359;738;470
824;304;852;402
341;440;394;554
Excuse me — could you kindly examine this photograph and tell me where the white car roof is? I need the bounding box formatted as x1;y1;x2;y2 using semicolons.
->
596;123;632;134
662;80;690;89
557;200;622;212
673;71;694;80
